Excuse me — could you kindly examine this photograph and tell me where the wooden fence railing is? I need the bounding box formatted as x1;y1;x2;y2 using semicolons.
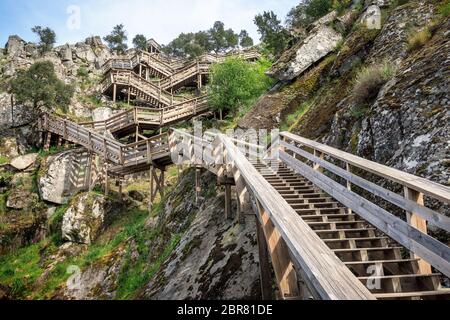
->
44;115;170;170
279;132;450;278
80;96;209;133
169;129;376;300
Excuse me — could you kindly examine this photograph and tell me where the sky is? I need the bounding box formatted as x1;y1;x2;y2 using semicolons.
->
0;0;299;48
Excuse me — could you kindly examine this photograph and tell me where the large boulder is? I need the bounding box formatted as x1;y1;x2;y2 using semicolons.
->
5;35;26;58
266;25;343;81
92;107;113;122
62;193;107;244
0;137;19;158
38;150;91;204
10;153;38;170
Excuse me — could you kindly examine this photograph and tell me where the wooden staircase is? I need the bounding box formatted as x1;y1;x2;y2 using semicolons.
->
251;159;450;300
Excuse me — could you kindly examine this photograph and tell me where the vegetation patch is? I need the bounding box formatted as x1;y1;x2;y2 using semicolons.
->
407;27;432;52
208;57;274;118
352;61;396;104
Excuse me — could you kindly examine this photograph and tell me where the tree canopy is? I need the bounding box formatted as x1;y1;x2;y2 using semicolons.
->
286;0;351;30
254;11;291;58
31;26;56;53
10;61;74;111
208;58;274;115
239;30;254;48
103;24;128;54
162;21;252;58
132;34;148;51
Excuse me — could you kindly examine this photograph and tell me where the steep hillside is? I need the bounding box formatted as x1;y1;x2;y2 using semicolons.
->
240;1;448;185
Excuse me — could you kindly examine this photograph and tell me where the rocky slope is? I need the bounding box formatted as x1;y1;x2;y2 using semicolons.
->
240;0;449;191
0;169;261;300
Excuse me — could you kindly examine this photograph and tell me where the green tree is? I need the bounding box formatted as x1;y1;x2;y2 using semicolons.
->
239;30;254;48
286;0;334;29
132;34;148;51
10;61;74;112
31;26;56;53
224;29;239;49
163;33;204;58
209;21;228;53
104;24;128;54
254;11;291;58
208;58;273;115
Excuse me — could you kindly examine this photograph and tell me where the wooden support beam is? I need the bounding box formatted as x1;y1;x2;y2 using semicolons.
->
404;187;432;274
57;136;63;148
225;183;232;220
255;216;274;300
195;167;201;204
104;165;109;197
257;201;300;299
44;132;52;151
118;178;123;202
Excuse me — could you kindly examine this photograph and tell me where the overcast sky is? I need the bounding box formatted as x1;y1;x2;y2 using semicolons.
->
0;0;299;47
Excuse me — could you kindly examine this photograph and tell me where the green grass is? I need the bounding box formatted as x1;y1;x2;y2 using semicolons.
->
438;1;450;17
0;156;9;165
281;101;313;132
0;243;45;298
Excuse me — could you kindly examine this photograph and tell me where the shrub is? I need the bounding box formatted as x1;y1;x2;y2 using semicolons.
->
10;61;74;111
352;62;396;104
31;26;56;54
76;67;89;81
208;57;274;116
407;27;431;52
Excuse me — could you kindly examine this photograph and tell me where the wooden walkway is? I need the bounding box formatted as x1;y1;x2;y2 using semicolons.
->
40;41;450;297
41;116;450;299
170;129;450;300
100;49;261;106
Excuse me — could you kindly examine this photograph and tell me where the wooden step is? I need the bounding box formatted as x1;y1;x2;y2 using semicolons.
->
333;247;403;262
345;259;420;277
358;274;441;294
375;290;450;300
307;220;366;231
324;237;388;250
315;228;377;240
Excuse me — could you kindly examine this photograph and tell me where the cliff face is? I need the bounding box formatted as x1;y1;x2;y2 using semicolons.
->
240;1;448;189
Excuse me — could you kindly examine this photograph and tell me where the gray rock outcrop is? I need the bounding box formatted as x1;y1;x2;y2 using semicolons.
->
38;149;92;204
62;193;107;244
10;153;38;170
267;25;342;81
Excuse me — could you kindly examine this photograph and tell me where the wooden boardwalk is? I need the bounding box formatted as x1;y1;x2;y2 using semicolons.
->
37;44;450;300
40;114;450;300
100;49;261;106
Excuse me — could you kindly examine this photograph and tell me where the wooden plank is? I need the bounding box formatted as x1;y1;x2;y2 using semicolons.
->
255;215;273;300
280;151;450;278
281;132;450;204
257;201;299;299
404;187;432;274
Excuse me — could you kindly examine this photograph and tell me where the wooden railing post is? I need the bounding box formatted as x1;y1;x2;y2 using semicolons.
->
119;146;124;165
313;149;324;172
257;201;300;299
404;187;432;274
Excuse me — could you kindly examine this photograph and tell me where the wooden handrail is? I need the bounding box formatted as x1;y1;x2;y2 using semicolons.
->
170;128;375;299
280;132;450;278
280;132;450;204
